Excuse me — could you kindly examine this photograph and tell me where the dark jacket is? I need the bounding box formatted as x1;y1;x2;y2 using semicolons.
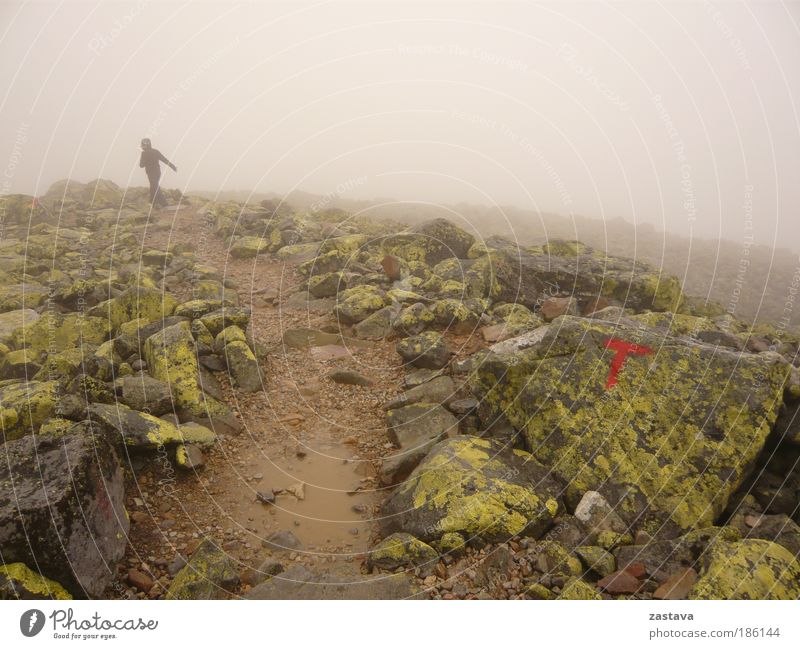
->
139;148;173;176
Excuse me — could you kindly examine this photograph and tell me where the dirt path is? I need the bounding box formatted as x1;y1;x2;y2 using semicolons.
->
119;203;408;597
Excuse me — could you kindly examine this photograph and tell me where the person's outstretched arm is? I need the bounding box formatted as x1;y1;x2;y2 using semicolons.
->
158;150;177;172
139;151;145;168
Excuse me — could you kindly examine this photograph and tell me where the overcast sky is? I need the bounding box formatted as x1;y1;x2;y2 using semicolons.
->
1;1;799;247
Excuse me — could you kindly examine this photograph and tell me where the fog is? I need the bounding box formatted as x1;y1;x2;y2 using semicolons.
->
1;1;799;248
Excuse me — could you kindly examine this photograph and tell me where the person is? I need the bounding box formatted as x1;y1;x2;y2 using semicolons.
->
139;138;177;207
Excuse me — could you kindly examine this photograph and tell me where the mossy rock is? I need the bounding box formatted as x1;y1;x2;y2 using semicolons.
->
557;578;603;600
144;321;228;418
381;436;562;543
230;235;268;258
396;332;451;369
369;533;438;571
88;286;177;333
0;280;50;310
629;312;717;337
0;380;59;440
308;271;348;298
431;298;480;335
530;540;583;577
0;348;41;380
381;218;475;265
10;312;110;356
88;403;189;449
214;325;247;353
688;539;800;599
353;306;397;340
472;316;788;536
318;234;368;256
175;299;227;318
166;539;239;599
333;285;388;324
0;562;73;600
393;303;435;336
199;307;251;337
224;340;261;392
298;250;347;277
0;309;40;347
575;545;616;577
38;417;74;438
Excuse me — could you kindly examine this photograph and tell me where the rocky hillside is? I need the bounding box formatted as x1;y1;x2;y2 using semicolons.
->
1;179;799;600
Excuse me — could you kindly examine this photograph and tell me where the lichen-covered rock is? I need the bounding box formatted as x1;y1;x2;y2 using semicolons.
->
88;403;183;448
117;374;173;416
307;271;347;298
368;533;439;571
0;348;41;379
0;563;73;600
431;298;480;335
213;324;247;353
381;436;562;543
472;316;788;536
230;235;268;258
199;306;251;337
557;577;603;600
0;421;128;597
393;302;435;336
0;380;59;440
529;540;583;577
144;321;228;418
381;218;475;265
10;312;110;356
174;299;227;319
687;539;800;599
166;539;239;599
396;332;451;369
353;306;397;340
224;340;261;392
88;286;177;333
0;309;39;346
333;285;387;324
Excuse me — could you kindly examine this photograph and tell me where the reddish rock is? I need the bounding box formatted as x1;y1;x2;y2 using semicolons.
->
128;569;154;593
582;296;610;315
540;296;578;322
480;324;511;343
381;255;402;281
623;562;647;579
653;568;697;600
597;569;641;594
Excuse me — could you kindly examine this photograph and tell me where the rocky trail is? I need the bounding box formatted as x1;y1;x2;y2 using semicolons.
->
2;179;800;601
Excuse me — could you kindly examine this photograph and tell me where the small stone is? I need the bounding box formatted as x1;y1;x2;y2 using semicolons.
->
256;490;275;505
597;569;641;594
653;568;698;600
329;369;373;387
127;569;154;593
623;562;647;579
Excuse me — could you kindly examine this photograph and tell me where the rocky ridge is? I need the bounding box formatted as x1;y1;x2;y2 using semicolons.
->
1;179;799;600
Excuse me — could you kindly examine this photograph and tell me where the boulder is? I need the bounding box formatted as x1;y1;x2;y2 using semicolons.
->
381;402;459;485
200;306;251;337
88;286;177;333
333;285;387;324
0;380;59;441
472;316;788;536
368;533;439;571
144;321;228;418
396;332;451;369
353;306;397;340
0;309;39;346
224;340;261;392
0;421;128;597
688;539;800;599
10;312;110;356
0;563;72;600
87;403;216;449
165;539;239;599
117;374;173;415
246;564;422;600
230;235;268;258
381;436;562;543
381;218;475;265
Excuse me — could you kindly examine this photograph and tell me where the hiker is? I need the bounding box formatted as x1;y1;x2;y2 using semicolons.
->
139;138;177;207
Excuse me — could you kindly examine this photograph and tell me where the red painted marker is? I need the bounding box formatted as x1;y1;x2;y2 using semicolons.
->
604;338;653;389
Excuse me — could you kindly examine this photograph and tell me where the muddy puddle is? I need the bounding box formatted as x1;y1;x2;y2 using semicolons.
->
228;440;379;555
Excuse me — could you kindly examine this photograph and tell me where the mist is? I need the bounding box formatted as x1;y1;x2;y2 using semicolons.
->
2;0;799;248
